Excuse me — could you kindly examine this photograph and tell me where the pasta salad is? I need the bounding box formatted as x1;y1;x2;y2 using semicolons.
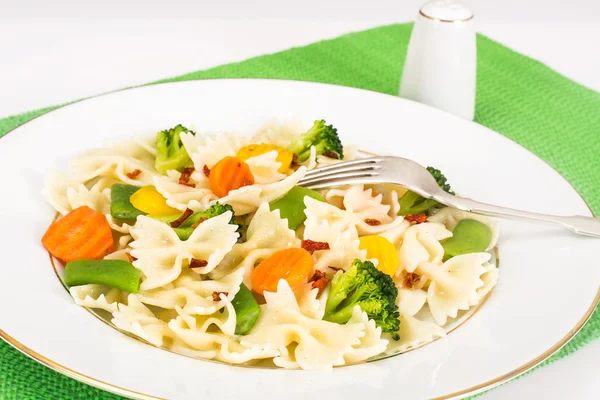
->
41;119;499;370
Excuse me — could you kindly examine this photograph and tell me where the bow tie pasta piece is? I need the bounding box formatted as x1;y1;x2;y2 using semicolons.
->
299;146;318;170
397;287;428;317
73;137;160;186
153;171;217;212
369;184;407;217
70;284;126;313
44;170;113;216
244;151;287;184
217;166;306;215
252;118;305;148
241;280;385;370
398;222;452;274
428;207;499;250
104;214;135;235
137;267;245;316
303;221;366;272
296;284;327;320
385;287;445;354
130;213;239;290
377;219;412;249
213;203;300;288
325;185;393;223
304;197;406;237
419;253;490;326
112;294;175;347
181;132;251;170
477;262;499;303
392;315;446;354
167;299;279;364
343;307;390;364
111;134;157;159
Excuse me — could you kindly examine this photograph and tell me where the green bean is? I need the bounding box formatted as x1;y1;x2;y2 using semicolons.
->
65;259;141;293
270;186;324;229
442;219;492;260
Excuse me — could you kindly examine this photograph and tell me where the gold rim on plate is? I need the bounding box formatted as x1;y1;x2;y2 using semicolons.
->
0;79;598;400
418;9;474;23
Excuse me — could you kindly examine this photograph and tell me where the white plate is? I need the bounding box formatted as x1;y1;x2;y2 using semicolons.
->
0;79;597;400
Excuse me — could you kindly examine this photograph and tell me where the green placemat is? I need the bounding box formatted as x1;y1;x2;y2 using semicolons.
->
0;22;598;400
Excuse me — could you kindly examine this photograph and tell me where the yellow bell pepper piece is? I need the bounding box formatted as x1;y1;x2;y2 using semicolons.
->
236;143;294;173
359;235;399;276
129;186;180;216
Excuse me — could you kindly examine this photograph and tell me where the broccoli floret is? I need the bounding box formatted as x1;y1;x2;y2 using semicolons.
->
288;120;344;162
187;202;236;226
323;259;400;340
155;124;195;174
398;166;454;216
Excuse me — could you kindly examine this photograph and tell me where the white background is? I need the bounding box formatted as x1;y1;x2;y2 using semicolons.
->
1;0;598;398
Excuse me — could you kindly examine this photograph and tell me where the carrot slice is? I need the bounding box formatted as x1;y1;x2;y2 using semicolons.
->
209;156;254;197
251;248;314;295
42;206;115;262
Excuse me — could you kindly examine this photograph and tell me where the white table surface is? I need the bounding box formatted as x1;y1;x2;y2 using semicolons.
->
1;0;598;399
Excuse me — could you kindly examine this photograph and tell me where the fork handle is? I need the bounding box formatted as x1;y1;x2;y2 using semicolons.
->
436;192;600;238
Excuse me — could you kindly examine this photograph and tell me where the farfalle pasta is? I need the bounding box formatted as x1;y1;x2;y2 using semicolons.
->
41;118;500;369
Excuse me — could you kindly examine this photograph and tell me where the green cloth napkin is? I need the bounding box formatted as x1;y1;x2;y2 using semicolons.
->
0;22;598;400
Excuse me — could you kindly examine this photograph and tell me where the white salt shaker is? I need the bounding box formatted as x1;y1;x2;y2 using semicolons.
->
399;0;476;120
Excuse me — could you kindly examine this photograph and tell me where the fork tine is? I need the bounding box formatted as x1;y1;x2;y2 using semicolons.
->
299;173;382;189
301;163;382;181
298;169;381;188
302;157;383;177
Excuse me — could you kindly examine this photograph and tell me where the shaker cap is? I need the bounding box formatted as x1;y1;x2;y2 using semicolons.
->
420;0;473;22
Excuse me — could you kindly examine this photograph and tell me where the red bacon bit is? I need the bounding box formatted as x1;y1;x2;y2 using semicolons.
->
308;270;326;283
301;239;330;255
178;167;196;188
169;208;194;228
189;258;208;269
125;253;137;263
403;272;421;288
323;151;340;160
125;169;142;179
328;266;343;272
212;291;229;301
191;217;207;229
404;214;428;224
290;153;299;167
203;165;210;177
364;218;381;226
308;270;330;295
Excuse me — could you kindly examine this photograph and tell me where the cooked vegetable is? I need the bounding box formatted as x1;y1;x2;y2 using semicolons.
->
129;186;179;216
269;186;325;229
110;183;145;220
209;156;255;197
169;208;194;228
442;219;492;260
251;248;314;295
236;143;295;173
151;202;236;240
323;259;400;340
398;166;454;216
42;206;115;262
301;239;330;254
358;236;399;276
231;283;261;335
287;120;343;162
65;259;141;293
155;124;195;174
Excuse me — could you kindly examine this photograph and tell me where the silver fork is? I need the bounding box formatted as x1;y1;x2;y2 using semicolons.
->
297;156;600;237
